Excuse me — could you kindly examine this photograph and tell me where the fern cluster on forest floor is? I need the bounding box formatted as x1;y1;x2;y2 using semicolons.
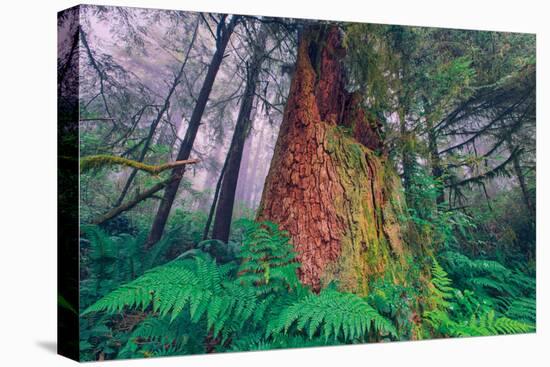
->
404;165;536;339
78;215;535;361
423;259;534;337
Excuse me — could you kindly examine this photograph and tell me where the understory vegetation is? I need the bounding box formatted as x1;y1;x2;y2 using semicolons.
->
79;197;535;360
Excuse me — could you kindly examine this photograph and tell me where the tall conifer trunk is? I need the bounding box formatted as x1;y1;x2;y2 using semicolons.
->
258;25;420;294
211;27;267;242
508;140;534;218
146;16;238;248
428;123;445;205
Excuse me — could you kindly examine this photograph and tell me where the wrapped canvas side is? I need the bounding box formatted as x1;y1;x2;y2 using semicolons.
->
57;5;80;362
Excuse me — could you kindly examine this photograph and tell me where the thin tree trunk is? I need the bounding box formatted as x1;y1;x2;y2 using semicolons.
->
210;95;254;241
92;175;181;225
197;152;222;211
211;28;267;243
508;140;534;217
202;154;229;240
400;109;415;209
146;16;239;248
247;127;263;207
427;120;444;205
114;17;199;207
234;136;251;210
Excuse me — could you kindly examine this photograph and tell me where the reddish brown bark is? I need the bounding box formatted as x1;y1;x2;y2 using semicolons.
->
312;26;347;125
342;92;385;153
258;25;407;292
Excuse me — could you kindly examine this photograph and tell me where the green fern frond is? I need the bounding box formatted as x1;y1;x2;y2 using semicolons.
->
429;259;455;309
82;252;258;339
230;333;331;351
505;297;536;324
450;310;534;336
470;277;507;293
267;288;396;342
81;225;118;261
440;251;532;298
235;219;300;293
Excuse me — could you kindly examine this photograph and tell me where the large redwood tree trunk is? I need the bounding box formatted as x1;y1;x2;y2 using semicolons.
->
258;25;417;294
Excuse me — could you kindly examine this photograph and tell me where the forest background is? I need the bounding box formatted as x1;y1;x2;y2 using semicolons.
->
1;0;544;367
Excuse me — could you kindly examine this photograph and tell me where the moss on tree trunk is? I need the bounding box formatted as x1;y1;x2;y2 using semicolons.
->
258;25;424;295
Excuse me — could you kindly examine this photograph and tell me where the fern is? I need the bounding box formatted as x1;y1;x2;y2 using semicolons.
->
230;333;331;351
450;311;534;336
80;226;124;309
429;259;455;309
504;297;536;324
267;288;397;342
118;316;206;358
440;251;532;299
83;220;402;356
80;224;182;309
469;276;507;293
82;252;258;341
83;225;119;261
235;219;301;294
424;257;535;337
81;218;536;360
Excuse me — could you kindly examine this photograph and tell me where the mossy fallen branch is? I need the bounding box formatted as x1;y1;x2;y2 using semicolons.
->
90;175;181;225
80;155;199;175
